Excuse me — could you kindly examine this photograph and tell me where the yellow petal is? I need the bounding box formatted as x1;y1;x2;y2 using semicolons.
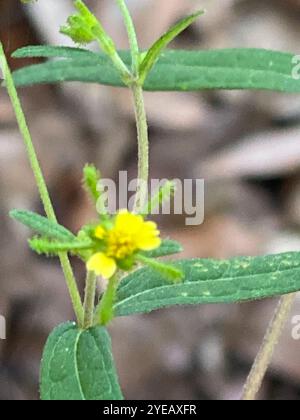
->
143;221;158;230
115;210;144;232
94;225;106;239
87;252;117;279
137;236;162;251
135;220;161;250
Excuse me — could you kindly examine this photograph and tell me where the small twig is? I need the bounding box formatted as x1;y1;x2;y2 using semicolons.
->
242;293;296;400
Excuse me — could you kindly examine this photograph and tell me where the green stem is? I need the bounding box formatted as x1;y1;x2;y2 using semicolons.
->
115;0;140;75
110;51;132;81
93;27;131;82
242;293;296;400
83;271;97;328
0;43;84;326
131;83;149;213
115;1;149;212
94;275;119;326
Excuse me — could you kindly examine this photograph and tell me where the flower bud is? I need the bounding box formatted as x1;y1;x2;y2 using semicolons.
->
60;0;99;45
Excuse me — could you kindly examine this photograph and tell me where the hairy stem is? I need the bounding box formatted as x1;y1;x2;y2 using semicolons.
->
114;1;148;212
94;276;119;326
132;83;149;213
83;271;97;328
93;28;131;81
0;43;84;326
115;0;140;75
242;293;296;400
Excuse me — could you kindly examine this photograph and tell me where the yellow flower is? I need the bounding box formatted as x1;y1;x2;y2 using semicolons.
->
87;210;161;279
107;210;161;258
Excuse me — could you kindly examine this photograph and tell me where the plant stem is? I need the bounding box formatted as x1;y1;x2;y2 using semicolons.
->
242;293;296;400
115;0;140;75
83;271;97;328
0;43;84;326
131;83;149;213
93;28;131;82
94;275;119;326
114;1;148;212
110;51;132;81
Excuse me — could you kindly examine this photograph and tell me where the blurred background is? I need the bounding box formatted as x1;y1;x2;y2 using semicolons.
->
1;0;300;400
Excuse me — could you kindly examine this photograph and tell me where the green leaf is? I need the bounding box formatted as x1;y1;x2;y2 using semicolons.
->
83;163;101;203
136;254;184;283
29;237;93;256
141;239;183;258
12;58;122;87
12;45;98;60
10;210;75;241
40;322;123;400
139;10;204;84
114;252;300;317
12;47;300;93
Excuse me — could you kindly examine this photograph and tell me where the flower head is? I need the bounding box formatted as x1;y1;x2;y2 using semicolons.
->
60;0;100;44
87;210;161;279
23;165;183;286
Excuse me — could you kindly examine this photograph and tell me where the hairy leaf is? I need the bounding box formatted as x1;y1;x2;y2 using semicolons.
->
29;237;93;255
12;47;300;93
114;253;300;316
139;10;204;83
10;210;75;241
40;322;123;400
141;239;183;258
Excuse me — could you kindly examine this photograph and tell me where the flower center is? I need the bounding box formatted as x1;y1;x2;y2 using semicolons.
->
106;230;137;260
